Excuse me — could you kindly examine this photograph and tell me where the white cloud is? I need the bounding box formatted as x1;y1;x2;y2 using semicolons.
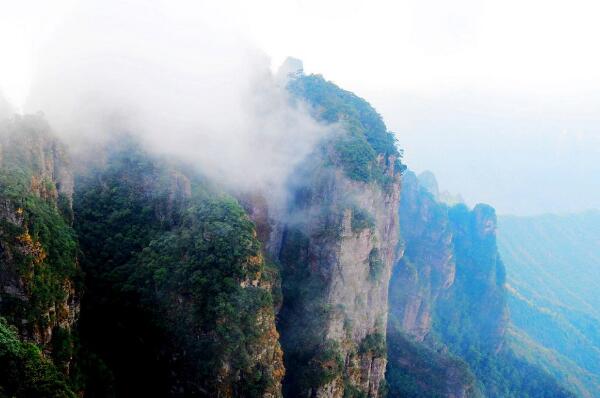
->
2;0;599;214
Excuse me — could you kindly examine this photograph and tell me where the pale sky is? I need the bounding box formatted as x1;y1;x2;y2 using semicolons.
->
1;0;599;214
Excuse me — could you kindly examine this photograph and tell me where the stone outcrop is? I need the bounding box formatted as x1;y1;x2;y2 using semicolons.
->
277;152;401;398
387;169;510;397
273;71;406;398
390;170;508;351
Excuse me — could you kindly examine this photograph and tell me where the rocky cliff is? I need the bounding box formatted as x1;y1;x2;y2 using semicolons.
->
434;202;508;355
386;170;576;398
276;73;403;397
0;73;583;398
389;171;455;342
391;170;509;351
0;114;80;396
387;170;478;398
0;114;79;353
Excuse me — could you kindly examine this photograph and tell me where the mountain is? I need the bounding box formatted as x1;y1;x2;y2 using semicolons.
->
0;67;582;397
275;73;403;397
416;170;464;207
386;170;577;398
498;211;600;397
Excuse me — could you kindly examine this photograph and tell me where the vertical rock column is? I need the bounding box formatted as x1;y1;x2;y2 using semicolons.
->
278;155;401;398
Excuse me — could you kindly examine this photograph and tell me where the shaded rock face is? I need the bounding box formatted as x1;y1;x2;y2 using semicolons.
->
389;171;455;342
389;172;507;353
277;155;401;398
435;203;508;355
272;71;405;398
387;170;510;398
0;115;80;366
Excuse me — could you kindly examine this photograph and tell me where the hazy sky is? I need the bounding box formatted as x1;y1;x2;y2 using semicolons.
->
1;0;599;215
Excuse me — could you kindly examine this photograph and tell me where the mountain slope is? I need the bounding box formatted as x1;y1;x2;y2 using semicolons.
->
73;139;284;397
498;211;600;397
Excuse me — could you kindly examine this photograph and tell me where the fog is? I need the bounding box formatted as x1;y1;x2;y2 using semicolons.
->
0;95;11;119
14;0;333;206
368;90;600;215
2;0;600;215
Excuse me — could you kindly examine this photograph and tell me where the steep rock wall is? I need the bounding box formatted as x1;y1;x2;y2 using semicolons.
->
387;171;575;398
386;170;477;398
0;115;79;366
389;171;455;342
434;203;508;355
277;73;404;398
278;156;400;398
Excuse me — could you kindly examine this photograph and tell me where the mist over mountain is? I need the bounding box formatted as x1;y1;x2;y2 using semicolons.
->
2;67;585;396
0;1;598;397
17;0;335;211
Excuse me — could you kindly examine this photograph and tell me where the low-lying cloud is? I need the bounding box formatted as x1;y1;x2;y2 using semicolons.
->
23;0;332;203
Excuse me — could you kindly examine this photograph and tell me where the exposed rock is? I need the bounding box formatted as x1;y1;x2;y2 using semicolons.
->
278;154;401;397
390;170;455;342
276;57;304;84
387;170;511;398
437;203;508;354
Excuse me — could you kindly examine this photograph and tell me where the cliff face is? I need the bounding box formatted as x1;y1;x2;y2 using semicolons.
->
387;171;576;398
387;171;478;398
0;114;79;362
390;170;508;351
73;140;284;397
277;74;403;398
0;114;79;396
389;171;455;342
434;203;508;354
0;73;582;398
279;161;400;398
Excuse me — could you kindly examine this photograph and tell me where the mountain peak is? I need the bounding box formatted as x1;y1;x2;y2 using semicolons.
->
276;57;304;83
